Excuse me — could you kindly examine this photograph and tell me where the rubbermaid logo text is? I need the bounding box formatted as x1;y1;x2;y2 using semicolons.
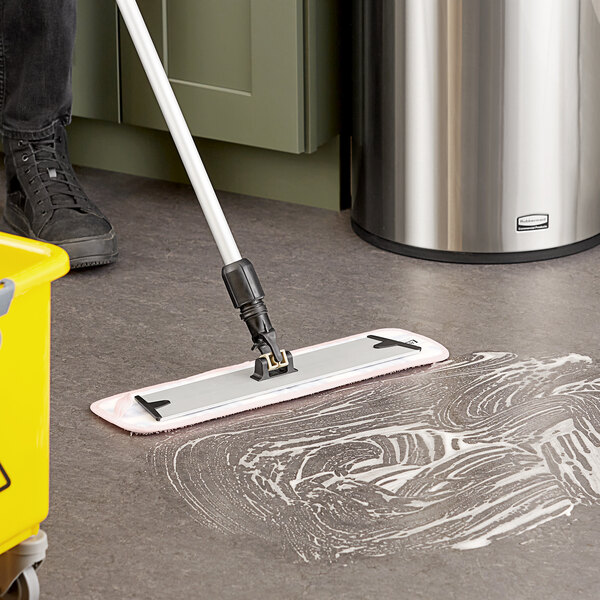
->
517;214;549;231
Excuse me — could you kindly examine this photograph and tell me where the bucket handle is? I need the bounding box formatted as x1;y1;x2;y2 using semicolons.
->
0;279;15;317
0;279;15;350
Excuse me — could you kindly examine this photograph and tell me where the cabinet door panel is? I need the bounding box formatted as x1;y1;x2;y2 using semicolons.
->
72;0;120;122
120;0;305;153
168;0;252;92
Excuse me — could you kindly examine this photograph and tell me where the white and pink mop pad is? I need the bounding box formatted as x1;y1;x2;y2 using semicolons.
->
90;328;449;434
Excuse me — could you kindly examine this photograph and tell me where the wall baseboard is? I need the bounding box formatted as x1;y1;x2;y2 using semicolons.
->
66;118;340;211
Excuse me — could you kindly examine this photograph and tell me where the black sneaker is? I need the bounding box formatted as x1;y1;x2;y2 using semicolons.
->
3;123;118;268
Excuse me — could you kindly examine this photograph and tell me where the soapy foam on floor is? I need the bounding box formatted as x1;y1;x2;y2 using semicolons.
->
150;353;600;562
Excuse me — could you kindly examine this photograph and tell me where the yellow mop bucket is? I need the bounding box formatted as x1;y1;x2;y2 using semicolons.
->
0;232;69;556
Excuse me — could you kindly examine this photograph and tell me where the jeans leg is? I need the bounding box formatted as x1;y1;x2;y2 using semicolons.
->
0;0;76;140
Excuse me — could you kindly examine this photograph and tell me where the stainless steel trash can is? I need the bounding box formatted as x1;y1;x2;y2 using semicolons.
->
352;0;600;262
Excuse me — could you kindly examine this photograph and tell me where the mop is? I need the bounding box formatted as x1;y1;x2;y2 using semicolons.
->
90;0;449;434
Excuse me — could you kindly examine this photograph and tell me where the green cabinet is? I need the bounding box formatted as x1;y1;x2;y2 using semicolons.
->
70;0;342;210
121;0;305;152
72;0;120;122
73;0;339;154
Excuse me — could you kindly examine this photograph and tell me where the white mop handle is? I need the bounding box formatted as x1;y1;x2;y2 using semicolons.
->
115;0;242;265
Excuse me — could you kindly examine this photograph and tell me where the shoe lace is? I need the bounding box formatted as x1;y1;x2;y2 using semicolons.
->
20;138;89;211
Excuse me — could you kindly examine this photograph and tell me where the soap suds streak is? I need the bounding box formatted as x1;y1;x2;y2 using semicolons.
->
151;353;600;562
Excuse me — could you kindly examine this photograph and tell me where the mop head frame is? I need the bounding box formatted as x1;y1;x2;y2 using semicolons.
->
90;328;449;434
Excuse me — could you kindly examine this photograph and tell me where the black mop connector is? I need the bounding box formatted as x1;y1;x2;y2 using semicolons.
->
222;259;294;380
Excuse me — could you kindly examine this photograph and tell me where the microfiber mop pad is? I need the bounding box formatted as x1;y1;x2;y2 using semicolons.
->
90;328;449;434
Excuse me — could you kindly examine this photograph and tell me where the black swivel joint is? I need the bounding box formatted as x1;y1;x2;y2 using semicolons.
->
222;258;284;364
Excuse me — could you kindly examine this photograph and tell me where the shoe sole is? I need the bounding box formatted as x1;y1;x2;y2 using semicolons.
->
3;204;118;269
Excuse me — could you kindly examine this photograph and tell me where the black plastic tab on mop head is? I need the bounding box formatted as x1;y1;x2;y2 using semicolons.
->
134;395;171;421
367;334;422;351
252;351;297;382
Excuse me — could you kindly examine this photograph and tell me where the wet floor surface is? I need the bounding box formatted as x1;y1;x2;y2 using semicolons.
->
2;166;600;599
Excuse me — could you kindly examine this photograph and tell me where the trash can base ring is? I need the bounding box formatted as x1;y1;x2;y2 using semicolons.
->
351;220;600;264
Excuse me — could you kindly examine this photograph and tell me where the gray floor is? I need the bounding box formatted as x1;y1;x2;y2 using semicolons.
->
2;165;600;599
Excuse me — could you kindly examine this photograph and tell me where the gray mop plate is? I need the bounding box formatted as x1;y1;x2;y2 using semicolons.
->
135;334;421;421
